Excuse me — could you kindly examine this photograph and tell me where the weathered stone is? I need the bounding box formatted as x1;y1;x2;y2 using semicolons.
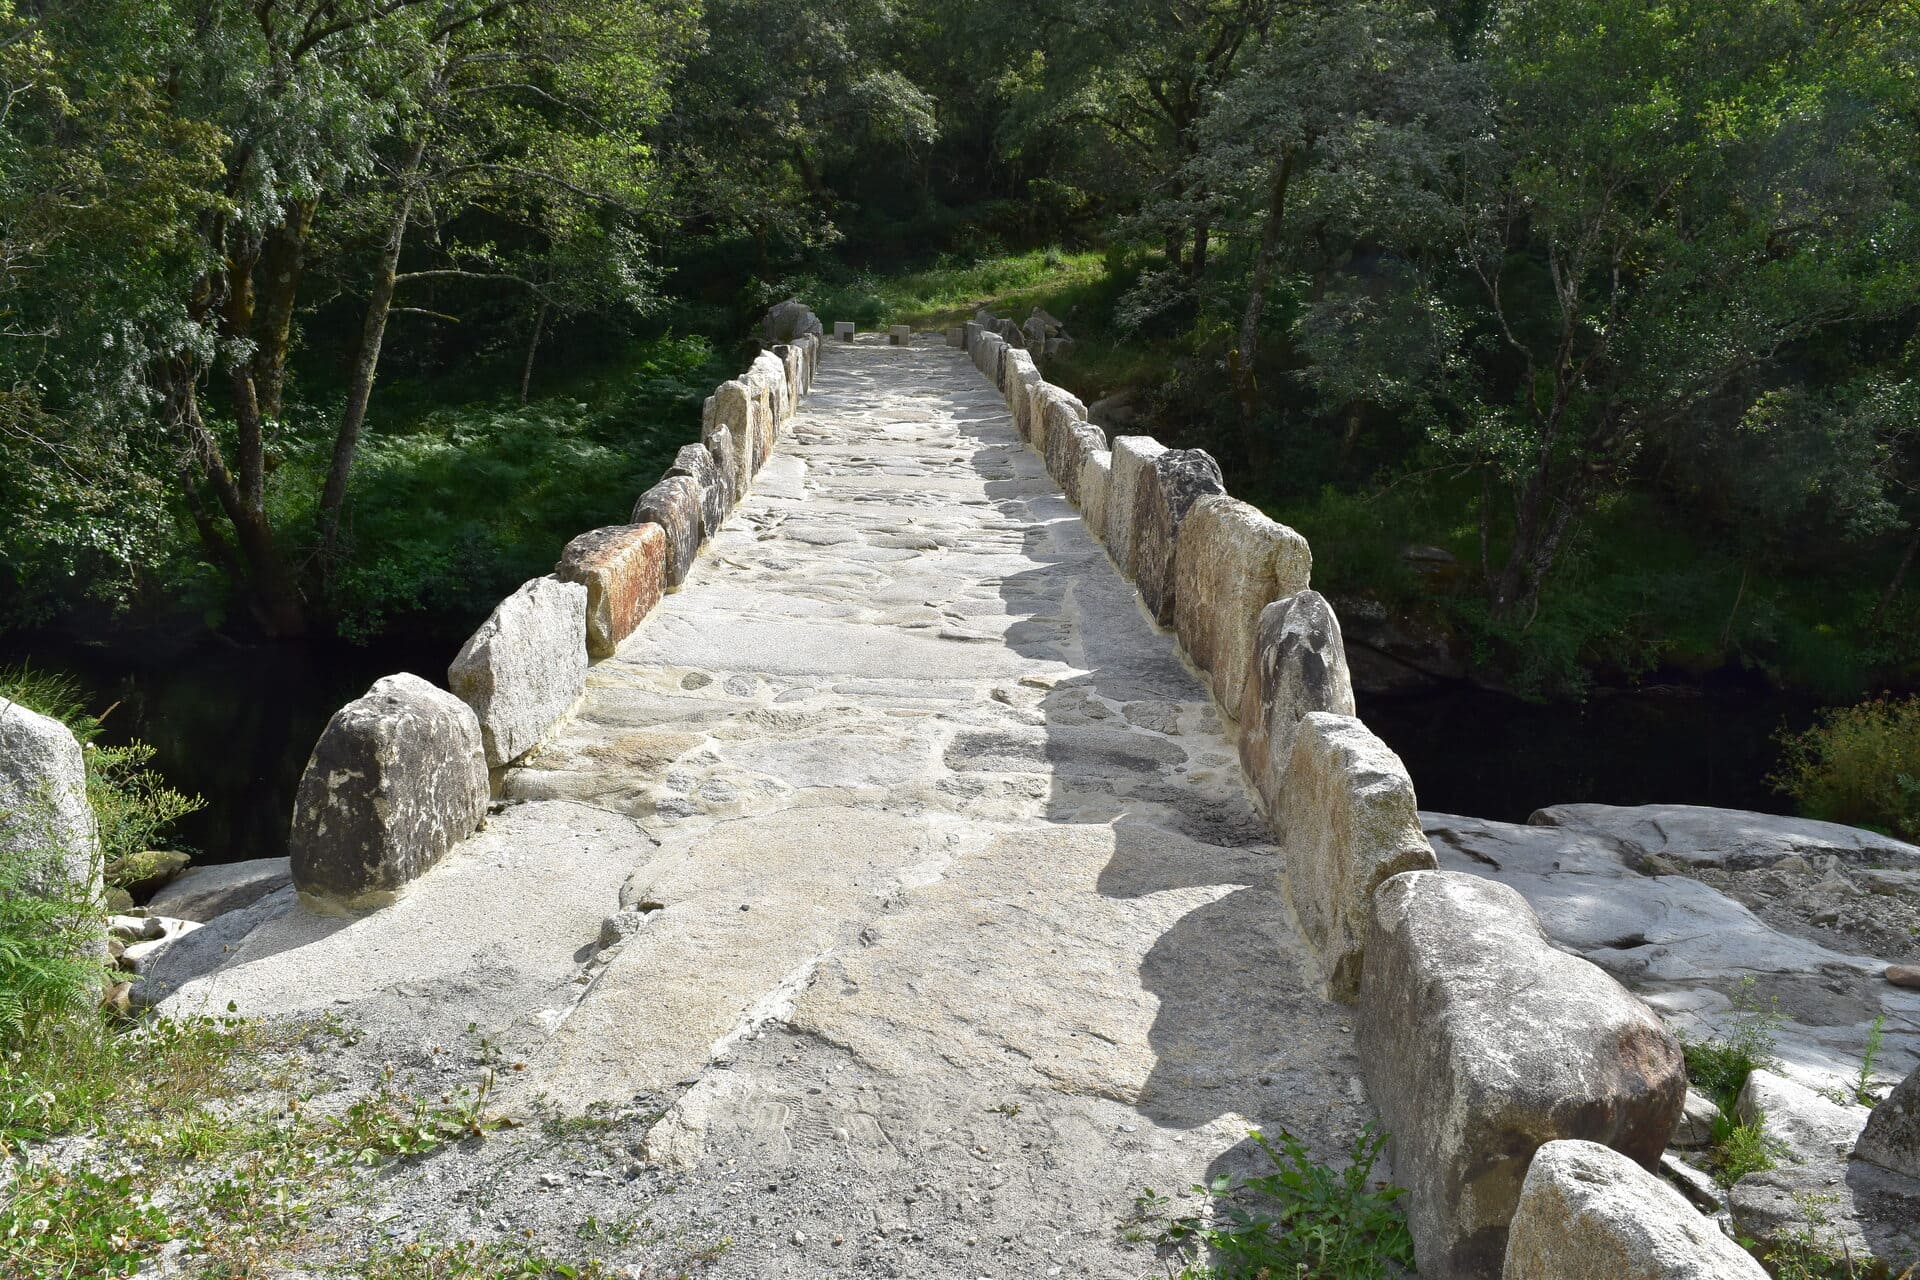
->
1856;1063;1920;1179
888;324;912;346
1004;350;1042;437
1737;1069;1871;1164
1672;1088;1721;1148
1132;448;1224;624
773;343;803;410
708;380;756;491
945;326;964;347
1530;803;1920;871
1237;591;1356;812
1357;869;1687;1278
1729;1161;1920;1276
974;332;1006;385
746;352;789;446
1173;495;1312;719
631;475;705;588
1079;449;1111;543
1890;964;1920;990
1023;312;1049;354
556;524;668;659
669;443;732;538
147;857;292;923
1025;381;1071;454
1504;1140;1767;1280
762;299;822;343
702;426;740;515
995;317;1025;350
449;576;589;768
1278;712;1435;998
0;696;98;907
1042;394;1095;496
289;673;489;905
834;321;855;341
1106;437;1167;580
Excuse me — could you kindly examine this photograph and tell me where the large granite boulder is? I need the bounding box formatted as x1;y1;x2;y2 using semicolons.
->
1278;712;1435;998
762;298;822;344
0;696;99;909
147;857;291;923
1237;591;1356;812
708;380;756;489
1132;448;1224;624
631;475;705;588
1530;803;1920;871
1504;1140;1767;1280
1358;870;1687;1279
1172;495;1312;719
1079;449;1112;543
669;442;732;538
556;523;667;659
449;575;589;768
288;674;488;905
1857;1063;1920;1179
1729;1161;1920;1275
1106;437;1167;580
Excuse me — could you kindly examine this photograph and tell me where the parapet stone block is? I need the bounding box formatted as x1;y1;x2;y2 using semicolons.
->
888;324;912;346
708;380;756;491
1106;436;1167;581
631;474;705;588
556;523;667;660
289;673;488;905
449;575;589;769
701;427;741;517
1005;350;1042;437
1503;1140;1767;1280
1279;711;1435;999
1237;590;1355;811
834;321;855;341
1358;869;1686;1279
1132;448;1224;624
1079;449;1112;546
1172;494;1312;719
669;442;732;538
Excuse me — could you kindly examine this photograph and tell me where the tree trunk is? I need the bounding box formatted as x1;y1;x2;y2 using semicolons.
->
252;199;316;421
316;135;429;564
175;381;308;636
1190;219;1210;278
1230;146;1294;428
518;299;549;405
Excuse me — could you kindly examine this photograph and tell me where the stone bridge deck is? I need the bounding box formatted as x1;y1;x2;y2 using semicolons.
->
156;338;1361;1276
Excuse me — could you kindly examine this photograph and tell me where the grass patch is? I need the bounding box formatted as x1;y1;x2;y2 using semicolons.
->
1141;1126;1414;1279
1681;977;1784;1115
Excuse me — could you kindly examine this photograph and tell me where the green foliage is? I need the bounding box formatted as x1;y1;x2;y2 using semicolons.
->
1773;697;1920;840
1;1162;175;1277
1760;1193;1904;1280
1681;978;1784;1114
0;835;102;1047
87;742;203;870
1147;1126;1415;1279
1710;1115;1778;1189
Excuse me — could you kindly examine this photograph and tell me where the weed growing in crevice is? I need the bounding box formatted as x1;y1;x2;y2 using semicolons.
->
1142;1126;1414;1279
1681;977;1784;1113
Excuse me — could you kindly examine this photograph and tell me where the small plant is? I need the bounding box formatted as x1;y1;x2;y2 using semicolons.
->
1681;977;1784;1113
1757;1192;1917;1280
325;1070;498;1164
1148;1125;1415;1279
1853;1015;1887;1106
1709;1114;1779;1188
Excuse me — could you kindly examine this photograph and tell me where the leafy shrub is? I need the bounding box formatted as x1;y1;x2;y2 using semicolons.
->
1773;696;1920;840
1147;1125;1414;1279
1709;1114;1778;1188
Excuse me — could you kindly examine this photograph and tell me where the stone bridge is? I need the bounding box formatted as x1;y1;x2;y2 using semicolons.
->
131;321;1919;1278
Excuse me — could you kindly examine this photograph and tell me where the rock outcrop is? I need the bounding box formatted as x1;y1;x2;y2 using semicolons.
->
1856;1063;1920;1179
1729;1161;1920;1274
1503;1140;1767;1279
288;674;489;905
1171;495;1311;719
1530;803;1920;871
556;524;668;660
147;857;292;923
1736;1069;1870;1164
762;299;822;343
1277;712;1434;998
1357;870;1686;1279
449;575;589;768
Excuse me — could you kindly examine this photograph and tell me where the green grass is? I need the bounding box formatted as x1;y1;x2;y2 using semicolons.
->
1142;1126;1415;1279
1680;978;1784;1115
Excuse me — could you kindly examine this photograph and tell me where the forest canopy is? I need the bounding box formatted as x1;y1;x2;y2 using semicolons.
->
2;0;1917;699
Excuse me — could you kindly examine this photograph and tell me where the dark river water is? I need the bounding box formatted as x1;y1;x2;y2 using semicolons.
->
3;630;1822;864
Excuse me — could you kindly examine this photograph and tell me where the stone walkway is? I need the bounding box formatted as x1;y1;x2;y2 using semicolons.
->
151;337;1363;1277
499;336;1362;1274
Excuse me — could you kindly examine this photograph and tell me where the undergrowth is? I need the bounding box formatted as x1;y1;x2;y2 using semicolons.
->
1140;1125;1414;1279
